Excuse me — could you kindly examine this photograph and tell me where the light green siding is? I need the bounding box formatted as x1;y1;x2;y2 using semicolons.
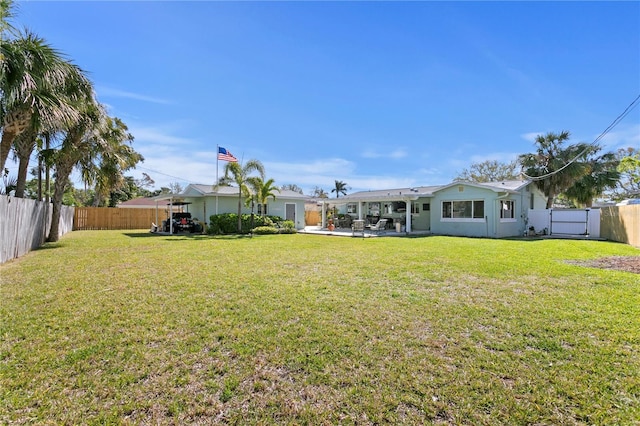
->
430;183;538;238
182;195;306;230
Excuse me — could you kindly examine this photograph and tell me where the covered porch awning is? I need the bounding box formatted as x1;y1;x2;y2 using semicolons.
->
152;195;192;234
319;189;430;233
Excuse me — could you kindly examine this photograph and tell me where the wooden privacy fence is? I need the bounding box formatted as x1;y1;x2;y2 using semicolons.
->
74;207;159;230
1;196;74;264
305;210;321;226
600;205;640;248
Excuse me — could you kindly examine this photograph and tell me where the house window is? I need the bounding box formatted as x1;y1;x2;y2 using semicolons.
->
258;204;267;215
411;202;420;214
441;200;485;221
500;200;515;221
392;201;406;213
347;203;357;214
422;203;430;211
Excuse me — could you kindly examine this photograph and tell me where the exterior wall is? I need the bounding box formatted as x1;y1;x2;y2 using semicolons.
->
183;195;307;230
411;198;431;231
430;184;529;238
430;185;494;237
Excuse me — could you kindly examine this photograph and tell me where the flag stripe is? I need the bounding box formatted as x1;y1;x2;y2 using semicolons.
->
218;146;238;162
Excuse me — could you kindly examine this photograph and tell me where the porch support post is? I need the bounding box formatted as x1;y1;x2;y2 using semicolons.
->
358;201;364;220
321;200;326;228
405;200;412;233
169;200;173;234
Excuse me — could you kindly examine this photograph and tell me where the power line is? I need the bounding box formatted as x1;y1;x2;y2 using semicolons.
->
134;165;199;185
522;94;640;181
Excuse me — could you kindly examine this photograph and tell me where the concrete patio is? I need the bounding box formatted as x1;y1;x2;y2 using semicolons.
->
299;225;430;238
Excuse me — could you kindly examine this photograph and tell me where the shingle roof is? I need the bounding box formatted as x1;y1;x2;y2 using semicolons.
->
183;184;308;199
340;180;530;202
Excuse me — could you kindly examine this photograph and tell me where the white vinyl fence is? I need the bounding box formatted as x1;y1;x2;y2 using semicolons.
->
527;209;600;238
0;196;74;264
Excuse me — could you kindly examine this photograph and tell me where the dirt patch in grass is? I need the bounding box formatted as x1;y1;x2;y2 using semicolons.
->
567;256;640;274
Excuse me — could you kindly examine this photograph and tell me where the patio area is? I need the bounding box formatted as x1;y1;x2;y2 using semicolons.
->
299;225;430;238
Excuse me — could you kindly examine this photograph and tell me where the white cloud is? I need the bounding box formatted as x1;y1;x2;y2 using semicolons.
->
469;152;520;163
520;132;542;143
96;86;171;105
361;147;408;159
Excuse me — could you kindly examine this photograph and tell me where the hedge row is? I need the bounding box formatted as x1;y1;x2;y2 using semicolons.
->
207;213;295;234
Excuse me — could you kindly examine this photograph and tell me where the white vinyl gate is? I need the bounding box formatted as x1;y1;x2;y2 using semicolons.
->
527;209;600;238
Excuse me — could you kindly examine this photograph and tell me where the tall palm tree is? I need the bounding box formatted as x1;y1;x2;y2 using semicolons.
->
1;31;91;186
84;117;141;207
519;131;592;208
247;176;279;217
223;159;265;232
331;180;348;198
47;96;104;242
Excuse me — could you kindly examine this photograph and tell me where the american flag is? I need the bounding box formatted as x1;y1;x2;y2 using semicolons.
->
217;146;238;162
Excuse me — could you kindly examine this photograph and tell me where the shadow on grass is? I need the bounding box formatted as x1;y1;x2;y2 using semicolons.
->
34;242;66;251
124;232;252;241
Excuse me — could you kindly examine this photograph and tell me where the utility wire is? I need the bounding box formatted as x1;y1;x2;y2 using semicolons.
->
522;94;640;181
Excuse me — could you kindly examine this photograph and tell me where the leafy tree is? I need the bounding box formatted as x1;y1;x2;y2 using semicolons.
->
519;131;593;208
331;180;348;198
564;147;619;207
311;186;328;198
168;181;184;194
223;159;265;232
612;147;640;200
455;160;519;183
281;183;303;194
248;176;279;216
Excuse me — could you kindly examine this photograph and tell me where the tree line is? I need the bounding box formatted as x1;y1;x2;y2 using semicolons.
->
455;131;639;208
1;0;143;241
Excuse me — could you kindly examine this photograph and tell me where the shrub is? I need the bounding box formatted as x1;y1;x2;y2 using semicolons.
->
208;214;283;234
252;226;279;235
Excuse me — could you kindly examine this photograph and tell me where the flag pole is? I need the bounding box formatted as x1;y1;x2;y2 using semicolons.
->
215;144;219;215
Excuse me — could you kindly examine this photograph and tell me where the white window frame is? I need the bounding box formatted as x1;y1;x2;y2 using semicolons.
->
411;201;420;214
500;200;516;222
441;200;485;222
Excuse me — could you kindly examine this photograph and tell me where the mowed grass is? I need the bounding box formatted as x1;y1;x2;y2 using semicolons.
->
1;231;639;425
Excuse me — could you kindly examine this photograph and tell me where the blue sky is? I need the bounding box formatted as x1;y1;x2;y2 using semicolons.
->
11;1;640;195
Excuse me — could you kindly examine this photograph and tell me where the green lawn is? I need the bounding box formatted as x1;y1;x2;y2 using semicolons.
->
1;231;639;425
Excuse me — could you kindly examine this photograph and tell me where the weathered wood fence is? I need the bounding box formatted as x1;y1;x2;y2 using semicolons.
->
74;207;158;230
600;205;640;248
305;210;321;226
0;196;74;264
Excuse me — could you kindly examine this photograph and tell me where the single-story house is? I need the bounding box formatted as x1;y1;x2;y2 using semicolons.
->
328;180;547;238
156;184;309;230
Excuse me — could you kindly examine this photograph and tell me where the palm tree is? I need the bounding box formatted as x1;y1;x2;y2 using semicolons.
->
85;117;141;207
47;96;105;242
564;149;620;207
519;131;593;208
311;186;328;198
247;176;279;217
1;0;18;41
331;180;348;198
1;31;91;190
223;159;265;232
